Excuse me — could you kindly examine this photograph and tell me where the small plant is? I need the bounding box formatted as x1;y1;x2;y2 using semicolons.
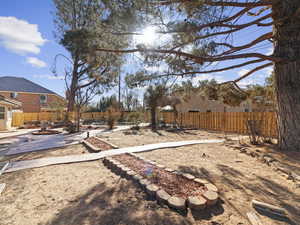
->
127;112;144;125
107;107;120;130
246;120;262;145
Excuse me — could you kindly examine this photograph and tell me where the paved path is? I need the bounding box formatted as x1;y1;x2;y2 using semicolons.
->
0;129;38;140
4;139;224;173
5;126;131;156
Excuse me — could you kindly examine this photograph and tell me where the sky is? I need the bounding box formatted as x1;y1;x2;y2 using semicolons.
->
0;0;68;97
0;1;273;102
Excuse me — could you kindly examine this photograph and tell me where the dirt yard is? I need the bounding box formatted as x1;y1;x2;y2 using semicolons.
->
1;128;299;225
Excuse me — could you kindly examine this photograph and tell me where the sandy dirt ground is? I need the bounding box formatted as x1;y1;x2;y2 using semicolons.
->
0;128;299;225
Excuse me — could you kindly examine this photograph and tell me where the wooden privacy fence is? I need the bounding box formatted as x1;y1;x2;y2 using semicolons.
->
160;112;278;138
12;111;278;138
12;111;149;127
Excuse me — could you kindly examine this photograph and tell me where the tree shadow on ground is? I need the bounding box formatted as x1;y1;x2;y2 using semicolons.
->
178;164;300;225
248;175;300;225
45;180;193;225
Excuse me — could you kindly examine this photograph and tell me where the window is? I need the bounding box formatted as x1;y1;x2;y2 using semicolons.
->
40;95;47;104
0;107;5;119
10;92;18;99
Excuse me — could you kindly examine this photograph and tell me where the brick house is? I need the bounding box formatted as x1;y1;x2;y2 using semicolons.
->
0;76;65;113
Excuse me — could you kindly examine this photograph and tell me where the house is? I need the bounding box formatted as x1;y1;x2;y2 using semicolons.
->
0;95;21;130
0;76;65;113
174;94;253;113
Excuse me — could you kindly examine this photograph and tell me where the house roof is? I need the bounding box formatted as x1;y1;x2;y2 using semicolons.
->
0;76;58;95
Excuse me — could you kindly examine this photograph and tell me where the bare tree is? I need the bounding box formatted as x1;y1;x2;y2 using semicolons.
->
74;83;98;132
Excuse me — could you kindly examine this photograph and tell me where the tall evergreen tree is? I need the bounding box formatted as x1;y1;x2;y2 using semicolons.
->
52;0;140;112
97;0;300;151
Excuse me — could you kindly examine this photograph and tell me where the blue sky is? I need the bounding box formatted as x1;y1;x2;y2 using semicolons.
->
0;0;68;97
0;1;273;101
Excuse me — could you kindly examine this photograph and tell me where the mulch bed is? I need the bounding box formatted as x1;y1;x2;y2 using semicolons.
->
114;154;207;199
85;137;207;199
85;137;113;150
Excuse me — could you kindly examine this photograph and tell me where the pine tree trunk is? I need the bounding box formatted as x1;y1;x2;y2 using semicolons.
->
67;65;79;113
273;0;300;151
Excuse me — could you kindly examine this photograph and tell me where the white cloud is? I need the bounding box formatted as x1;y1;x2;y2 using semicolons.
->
26;57;47;68
33;74;64;80
0;16;47;54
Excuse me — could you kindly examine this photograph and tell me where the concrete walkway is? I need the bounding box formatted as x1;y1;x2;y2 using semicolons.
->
4;126;132;156
0;129;38;140
4;139;224;173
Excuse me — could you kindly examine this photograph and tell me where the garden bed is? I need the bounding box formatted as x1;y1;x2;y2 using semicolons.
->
85;136;219;212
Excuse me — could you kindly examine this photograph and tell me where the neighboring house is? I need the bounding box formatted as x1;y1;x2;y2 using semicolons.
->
0;95;21;130
0;76;65;113
175;94;253;113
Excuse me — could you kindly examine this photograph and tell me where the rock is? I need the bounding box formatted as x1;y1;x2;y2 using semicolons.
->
126;170;137;179
167;196;186;211
187;196;207;210
132;174;143;183
120;167;131;177
114;164;123;174
139;179;151;190
165;168;174;173
156;189;171;205
156;164;165;169
240;148;247;153
203;191;218;205
182;173;195;180
194;178;209;184
146;184;159;199
205;183;218;192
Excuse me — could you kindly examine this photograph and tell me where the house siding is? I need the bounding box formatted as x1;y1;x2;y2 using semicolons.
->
0;91;64;113
176;95;253;113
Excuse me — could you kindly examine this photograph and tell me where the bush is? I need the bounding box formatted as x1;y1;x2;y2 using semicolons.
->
107;107;120;130
126;111;144;125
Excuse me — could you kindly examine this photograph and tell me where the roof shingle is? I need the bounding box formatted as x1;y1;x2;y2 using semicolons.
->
0;76;57;95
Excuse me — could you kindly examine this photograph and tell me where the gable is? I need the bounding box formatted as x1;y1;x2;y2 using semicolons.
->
0;76;57;95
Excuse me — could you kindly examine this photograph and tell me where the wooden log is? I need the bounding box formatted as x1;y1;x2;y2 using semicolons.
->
82;140;101;152
0;183;6;195
0;162;9;176
252;200;288;218
247;211;262;225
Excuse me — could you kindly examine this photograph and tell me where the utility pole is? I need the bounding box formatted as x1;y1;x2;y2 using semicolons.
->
118;68;121;110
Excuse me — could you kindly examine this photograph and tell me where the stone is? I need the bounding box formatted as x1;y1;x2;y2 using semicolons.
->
156;189;171;205
114;164;123;174
194;178;209;185
205;183;218;192
173;171;183;176
126;170;137;179
187;196;207;210
165;168;174;173
121;167;131;177
139;179;151;189
146;184;159;198
167;196;186;211
182;173;195;180
156;164;165;169
132;174;143;183
203;191;218;205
